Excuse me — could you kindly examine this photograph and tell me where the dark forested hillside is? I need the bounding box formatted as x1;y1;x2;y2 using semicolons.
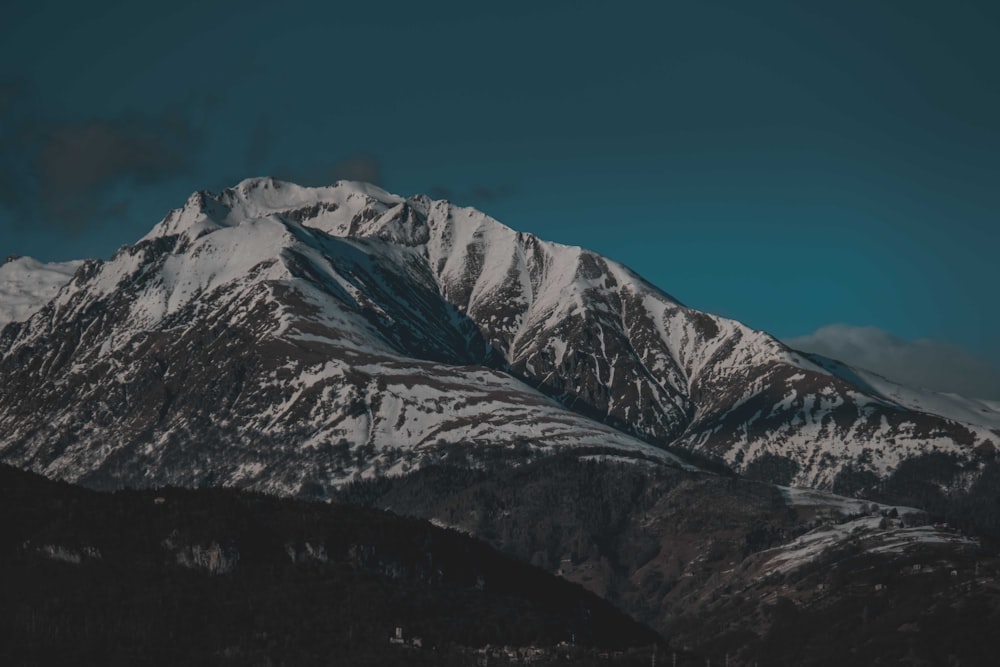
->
337;455;1000;666
0;464;672;666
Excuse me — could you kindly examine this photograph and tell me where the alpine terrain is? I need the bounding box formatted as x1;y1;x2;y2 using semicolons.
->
2;178;999;664
1;177;997;495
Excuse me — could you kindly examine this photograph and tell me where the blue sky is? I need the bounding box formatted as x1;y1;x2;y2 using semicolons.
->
1;1;998;396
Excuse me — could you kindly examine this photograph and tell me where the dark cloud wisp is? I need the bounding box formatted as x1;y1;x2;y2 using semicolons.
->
273;154;382;189
36;116;195;226
0;84;197;231
427;183;517;206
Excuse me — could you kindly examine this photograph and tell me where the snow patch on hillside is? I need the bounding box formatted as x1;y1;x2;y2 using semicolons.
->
0;256;83;330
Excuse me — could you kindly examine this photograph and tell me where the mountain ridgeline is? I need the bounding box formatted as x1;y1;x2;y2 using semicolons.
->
0;177;996;505
2;177;1000;664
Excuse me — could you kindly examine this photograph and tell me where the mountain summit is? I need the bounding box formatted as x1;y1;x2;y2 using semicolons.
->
0;178;996;501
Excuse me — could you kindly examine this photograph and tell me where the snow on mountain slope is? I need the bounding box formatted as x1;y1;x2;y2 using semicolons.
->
265;178;994;490
0;177;995;498
0;180;685;493
804;353;1000;431
0;256;83;330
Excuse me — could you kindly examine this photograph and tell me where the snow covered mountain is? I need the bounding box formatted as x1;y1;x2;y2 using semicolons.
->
805;352;1000;431
0;255;83;330
0;178;996;499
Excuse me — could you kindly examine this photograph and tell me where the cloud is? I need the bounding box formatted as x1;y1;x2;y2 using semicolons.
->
427;186;455;201
330;154;381;185
784;324;1000;400
0;83;197;231
427;183;517;206
468;184;517;203
274;154;382;189
36;117;195;227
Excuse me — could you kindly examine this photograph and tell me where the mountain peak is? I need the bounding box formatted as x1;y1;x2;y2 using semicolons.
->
216;177;403;216
2;176;996;505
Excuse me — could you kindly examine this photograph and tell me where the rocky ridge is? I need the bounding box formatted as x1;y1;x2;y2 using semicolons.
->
1;178;996;497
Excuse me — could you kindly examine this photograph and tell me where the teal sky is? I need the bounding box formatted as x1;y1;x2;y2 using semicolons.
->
1;1;997;393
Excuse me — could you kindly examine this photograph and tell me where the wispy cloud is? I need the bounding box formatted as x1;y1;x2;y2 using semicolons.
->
328;154;381;185
272;154;383;189
0;82;197;231
785;324;1000;400
35;116;195;226
427;183;517;206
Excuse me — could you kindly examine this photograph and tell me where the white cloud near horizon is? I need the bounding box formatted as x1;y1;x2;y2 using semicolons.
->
784;324;1000;401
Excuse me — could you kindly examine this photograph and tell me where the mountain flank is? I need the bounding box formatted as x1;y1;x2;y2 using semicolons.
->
0;177;996;511
0;464;670;666
338;455;1000;666
1;177;999;664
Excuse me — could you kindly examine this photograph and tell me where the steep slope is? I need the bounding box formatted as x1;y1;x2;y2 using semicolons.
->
0;464;668;666
0;181;682;494
0;177;995;500
221;178;994;490
340;455;1000;667
806;352;1000;431
0;255;83;329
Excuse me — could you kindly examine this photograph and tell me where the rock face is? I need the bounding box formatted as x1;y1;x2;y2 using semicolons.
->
0;177;996;498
